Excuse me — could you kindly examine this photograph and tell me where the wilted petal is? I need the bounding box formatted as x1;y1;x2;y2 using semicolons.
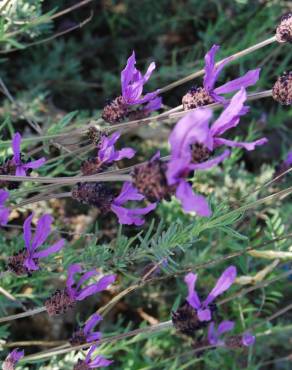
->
33;239;65;259
204;45;231;91
214;69;260;95
175;180;212;217
189;150;230;171
242;332;255;347
32;214;53;250
114;182;144;205
184;272;201;309
12;133;22;164
203;266;237;306
76;274;116;301
210;88;247;137
84;313;102;336
214;137;268;151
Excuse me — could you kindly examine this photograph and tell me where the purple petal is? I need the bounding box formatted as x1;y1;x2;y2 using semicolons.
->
144;96;162;112
114;182;144;205
284;151;292;166
15;166;27;177
169;109;213;158
151;151;161;162
189;150;230;171
87;332;102;343
32;239;65;259
66;263;82;290
121;51;137;98
197;308;211;321
132;90;159;105
142;61;156;84
214;137;268;151
24;257;39;271
175;180;212;217
203;266;237;306
184;272;201;309
23;214;33;251
114;148;136;161
89;356;113;368
85;345;97;363
111;203;156;226
217;320;235;335
76;274;116;301
208;322;218;345
84;313;102;335
23;157;46;170
77;270;99;290
242;332;255;347
214;69;260;95
32;214;53;250
210;88;247;137
12;133;22;164
0;208;9;226
167;157;191;186
0;189;9;204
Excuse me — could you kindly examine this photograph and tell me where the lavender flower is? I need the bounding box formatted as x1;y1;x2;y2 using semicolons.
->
110;182;156;226
184;266;237;322
3;348;24;370
70;313;102;346
167;88;267;216
208;321;255;348
7;213;65;275
74;345;113;369
203;45;260;105
284;151;292;167
45;264;116;316
0;189;9;226
11;132;46;176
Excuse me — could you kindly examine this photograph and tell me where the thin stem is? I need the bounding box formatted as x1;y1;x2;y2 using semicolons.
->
159;36;276;93
0;306;46;323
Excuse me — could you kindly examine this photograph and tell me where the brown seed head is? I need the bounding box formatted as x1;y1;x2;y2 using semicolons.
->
225;335;243;349
7;249;31;276
102;96;128;124
272;71;292;105
182;87;214;110
87;127;102;145
172;301;205;337
276;13;292;43
80;157;109;176
45;288;76;316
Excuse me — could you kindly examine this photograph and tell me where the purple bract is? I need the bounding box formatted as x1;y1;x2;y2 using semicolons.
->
98;132;135;165
0;189;9;226
3;348;24;370
208;320;235;346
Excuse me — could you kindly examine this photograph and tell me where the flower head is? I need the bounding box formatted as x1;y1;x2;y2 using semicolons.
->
272;71;292;106
0;189;9;226
3;348;24;370
74;345;113;369
208;320;235;346
11;132;46;176
168;88;267;216
184;266;237;322
276;12;292;43
70;313;102;346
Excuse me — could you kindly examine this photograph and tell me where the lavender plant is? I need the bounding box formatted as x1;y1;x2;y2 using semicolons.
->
0;2;292;370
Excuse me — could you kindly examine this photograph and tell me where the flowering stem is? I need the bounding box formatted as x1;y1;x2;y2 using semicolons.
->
159;36;277;93
0;306;46;323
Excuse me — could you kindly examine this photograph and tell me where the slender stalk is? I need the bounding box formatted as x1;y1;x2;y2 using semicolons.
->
0;307;46;323
159;36;276;93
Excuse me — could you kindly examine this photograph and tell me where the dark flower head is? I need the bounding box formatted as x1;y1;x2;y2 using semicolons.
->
276;13;292;43
0;189;9;226
73;345;113;369
3;348;24;370
70;313;102;346
185;266;237;322
11;132;46;176
272;71;292;106
7;213;65;275
168;88;267;216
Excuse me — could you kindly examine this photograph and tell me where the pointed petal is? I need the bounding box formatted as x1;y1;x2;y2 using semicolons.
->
24;257;39;271
143;62;156;83
32;214;53;250
23;157;46;170
111;203;156;226
114;182;144;205
114;148;136;161
217;320;234;335
0;189;9;204
132;90;159;105
214;69;260;95
23;214;33;251
203;266;237;306
84;313;102;335
211;88;247;137
76;274;116;301
184;272;201;309
144;96;162;112
15;166;27;176
121;51;136;97
89;355;113;368
12;132;22;164
214;137;268;151
66;263;82;290
175;180;212;217
77;269;99;290
189;150;230;171
204;45;230;91
33;239;65;259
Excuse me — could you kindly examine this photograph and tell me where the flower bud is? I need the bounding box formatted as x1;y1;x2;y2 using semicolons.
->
272;71;292;105
276;13;292;43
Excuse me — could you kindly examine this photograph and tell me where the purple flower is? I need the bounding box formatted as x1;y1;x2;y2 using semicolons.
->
0;189;9;226
167;88;267;216
11;133;46;176
71;313;102;346
284;150;292;167
242;332;256;347
208;320;235;346
98;132;135;165
110;182;156;226
203;44;260;105
184;266;237;322
66;264;116;302
3;348;24;370
23;213;65;271
75;345;113;369
121;51;161;108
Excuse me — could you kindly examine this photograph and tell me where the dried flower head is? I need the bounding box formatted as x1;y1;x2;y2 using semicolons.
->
73;345;113;369
0;133;45;189
70;313;102;346
272;71;292;105
0;189;9;226
184;266;237;322
7;213;65;275
132;152;174;202
87;127;102;145
3;348;24;370
102;52;161;123
182;45;260;109
276;13;292;43
46;264;116;316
